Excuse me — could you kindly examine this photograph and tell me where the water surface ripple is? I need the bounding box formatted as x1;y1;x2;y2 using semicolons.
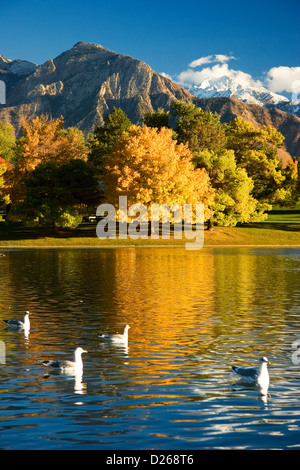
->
0;247;299;449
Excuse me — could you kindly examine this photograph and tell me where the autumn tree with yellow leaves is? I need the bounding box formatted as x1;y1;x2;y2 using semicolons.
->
102;125;215;221
4;115;87;206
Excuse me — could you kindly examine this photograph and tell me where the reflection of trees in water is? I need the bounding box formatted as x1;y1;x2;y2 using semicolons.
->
0;248;299;372
112;248;215;340
212;249;299;338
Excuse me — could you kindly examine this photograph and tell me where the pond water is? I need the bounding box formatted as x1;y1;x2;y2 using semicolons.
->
0;247;299;450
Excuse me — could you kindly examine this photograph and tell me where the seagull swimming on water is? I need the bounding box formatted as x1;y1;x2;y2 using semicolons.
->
98;324;130;344
232;356;270;394
42;347;88;374
3;311;30;330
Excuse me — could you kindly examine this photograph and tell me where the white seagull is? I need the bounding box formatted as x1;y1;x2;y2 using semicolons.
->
232;356;270;394
42;347;88;374
98;324;130;344
3;311;30;330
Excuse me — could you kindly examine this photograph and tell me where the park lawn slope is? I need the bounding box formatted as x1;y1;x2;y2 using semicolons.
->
0;219;299;249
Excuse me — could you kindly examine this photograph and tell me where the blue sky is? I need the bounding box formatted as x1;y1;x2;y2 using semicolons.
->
1;0;300;97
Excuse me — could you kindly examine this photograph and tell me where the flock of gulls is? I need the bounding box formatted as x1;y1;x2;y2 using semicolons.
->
3;311;131;375
2;311;270;396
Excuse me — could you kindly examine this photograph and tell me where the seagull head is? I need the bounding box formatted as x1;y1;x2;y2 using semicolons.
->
260;356;269;364
76;347;88;354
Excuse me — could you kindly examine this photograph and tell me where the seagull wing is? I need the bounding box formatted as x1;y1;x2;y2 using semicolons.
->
232;366;258;380
4;319;24;327
42;360;62;368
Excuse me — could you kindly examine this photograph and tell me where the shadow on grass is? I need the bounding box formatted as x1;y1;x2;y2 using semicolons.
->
0;214;299;244
246;222;300;232
268;209;300;216
0;222;98;241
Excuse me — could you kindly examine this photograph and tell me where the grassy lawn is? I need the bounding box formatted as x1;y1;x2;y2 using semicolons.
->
0;203;299;248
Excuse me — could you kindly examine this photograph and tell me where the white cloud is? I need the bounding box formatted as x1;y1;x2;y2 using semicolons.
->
188;54;235;68
176;62;262;89
168;54;299;100
160;72;173;80
265;66;300;95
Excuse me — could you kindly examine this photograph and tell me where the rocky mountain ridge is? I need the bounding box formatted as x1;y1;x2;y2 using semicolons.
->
0;42;299;159
195;96;300;162
0;42;194;136
183;75;300;118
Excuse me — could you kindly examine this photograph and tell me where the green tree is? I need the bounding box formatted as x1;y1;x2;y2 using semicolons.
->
0;121;16;162
225;117;298;206
143;108;170;130
225;116;284;160
194;149;268;228
172;100;227;153
88;107;132;177
20;159;102;229
175;104;298;226
0;158;11;207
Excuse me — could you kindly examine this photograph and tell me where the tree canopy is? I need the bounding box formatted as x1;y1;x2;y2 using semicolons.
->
143;107;170;130
170;101;299;227
88;107;132;177
0;122;16;162
225;117;298;206
172;100;227;153
194;149;268;227
21;159;101;229
0;104;298;231
3;115;88;205
102;125;215;220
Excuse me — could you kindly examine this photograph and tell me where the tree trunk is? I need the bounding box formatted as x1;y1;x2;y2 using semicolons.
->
207;214;214;231
52;220;60;235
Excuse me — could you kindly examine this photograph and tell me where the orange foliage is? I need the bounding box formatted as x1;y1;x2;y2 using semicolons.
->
4;115;87;205
103;126;215;219
0;157;12;171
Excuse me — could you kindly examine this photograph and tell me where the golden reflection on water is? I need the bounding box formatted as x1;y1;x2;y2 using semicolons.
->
0;248;299;378
111;248;215;341
0;247;300;450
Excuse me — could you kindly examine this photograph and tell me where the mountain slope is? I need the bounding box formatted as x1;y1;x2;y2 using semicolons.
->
185;75;300;117
195;97;300;159
0;42;194;136
0;42;299;160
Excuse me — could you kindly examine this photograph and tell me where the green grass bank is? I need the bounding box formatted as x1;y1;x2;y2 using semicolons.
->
0;204;299;249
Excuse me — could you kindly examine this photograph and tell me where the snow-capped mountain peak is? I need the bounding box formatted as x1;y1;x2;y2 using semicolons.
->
180;73;300;116
185;75;290;107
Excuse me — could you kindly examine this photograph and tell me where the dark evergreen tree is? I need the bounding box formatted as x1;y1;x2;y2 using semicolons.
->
88;107;132;177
